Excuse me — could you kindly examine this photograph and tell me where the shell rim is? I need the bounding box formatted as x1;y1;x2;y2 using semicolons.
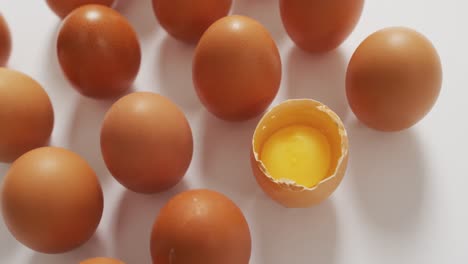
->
252;99;348;191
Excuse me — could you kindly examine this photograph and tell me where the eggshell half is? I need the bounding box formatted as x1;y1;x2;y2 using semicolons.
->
250;99;348;208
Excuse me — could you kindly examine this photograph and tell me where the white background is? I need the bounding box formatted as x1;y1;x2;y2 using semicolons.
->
1;0;467;263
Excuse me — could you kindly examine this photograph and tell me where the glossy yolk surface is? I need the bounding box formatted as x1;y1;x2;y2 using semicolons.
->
260;125;331;187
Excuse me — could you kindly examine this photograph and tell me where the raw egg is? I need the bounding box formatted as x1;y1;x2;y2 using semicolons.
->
150;189;251;264
46;0;115;19
57;5;141;99
280;0;364;53
346;27;443;131
152;0;232;43
80;257;125;264
193;15;282;121
101;92;193;193
0;68;54;163
1;147;103;253
250;99;348;208
0;14;11;66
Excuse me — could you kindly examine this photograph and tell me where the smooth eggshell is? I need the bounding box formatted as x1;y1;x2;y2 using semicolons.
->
193;15;282;121
150;189;251;264
0;14;11;66
152;0;232;43
1;147;103;254
280;0;364;53
80;257;125;264
250;100;349;208
0;68;54;163
46;0;115;19
346;27;443;131
57;5;141;99
101;92;193;193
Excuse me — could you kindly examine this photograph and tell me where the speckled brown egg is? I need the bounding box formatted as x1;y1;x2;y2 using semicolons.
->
193;15;282;121
152;0;232;43
0;14;11;66
280;0;364;53
150;189;251;264
80;257;125;264
1;147;103;254
100;92;193;194
46;0;115;19
0;68;54;163
346;27;443;131
57;4;141;99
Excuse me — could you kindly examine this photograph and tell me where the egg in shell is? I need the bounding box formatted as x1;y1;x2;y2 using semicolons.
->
150;189;251;264
280;0;364;53
250;99;348;208
1;147;103;253
193;15;282;121
101;92;193;194
0;68;54;163
46;0;115;19
152;0;232;43
57;5;141;99
0;14;11;66
346;27;442;131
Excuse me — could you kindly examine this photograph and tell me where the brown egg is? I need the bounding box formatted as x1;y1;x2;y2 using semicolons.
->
280;0;364;53
0;14;11;66
101;92;193;193
346;27;443;131
151;189;251;264
193;15;282;121
57;5;141;99
0;68;54;163
80;257;125;264
1;147;103;254
46;0;115;19
152;0;232;43
250;100;348;208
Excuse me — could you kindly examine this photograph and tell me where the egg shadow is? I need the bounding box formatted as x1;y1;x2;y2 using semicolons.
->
156;36;202;112
39;22;75;99
347;120;427;234
199;113;261;202
67;97;115;183
0;162;9;177
113;181;188;264
28;234;106;264
114;0;158;38
253;197;337;264
232;0;287;43
286;47;349;120
0;214;21;262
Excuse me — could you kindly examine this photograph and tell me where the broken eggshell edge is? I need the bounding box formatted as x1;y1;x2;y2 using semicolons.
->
250;99;349;208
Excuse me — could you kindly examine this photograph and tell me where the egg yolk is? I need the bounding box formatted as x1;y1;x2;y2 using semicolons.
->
260;125;331;188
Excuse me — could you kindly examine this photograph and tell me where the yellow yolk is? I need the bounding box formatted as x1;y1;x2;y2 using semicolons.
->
260;125;331;188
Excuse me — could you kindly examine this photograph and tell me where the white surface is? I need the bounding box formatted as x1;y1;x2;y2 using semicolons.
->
0;0;467;263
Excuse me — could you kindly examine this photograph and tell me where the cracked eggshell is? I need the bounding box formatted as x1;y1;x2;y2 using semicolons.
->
250;99;349;208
